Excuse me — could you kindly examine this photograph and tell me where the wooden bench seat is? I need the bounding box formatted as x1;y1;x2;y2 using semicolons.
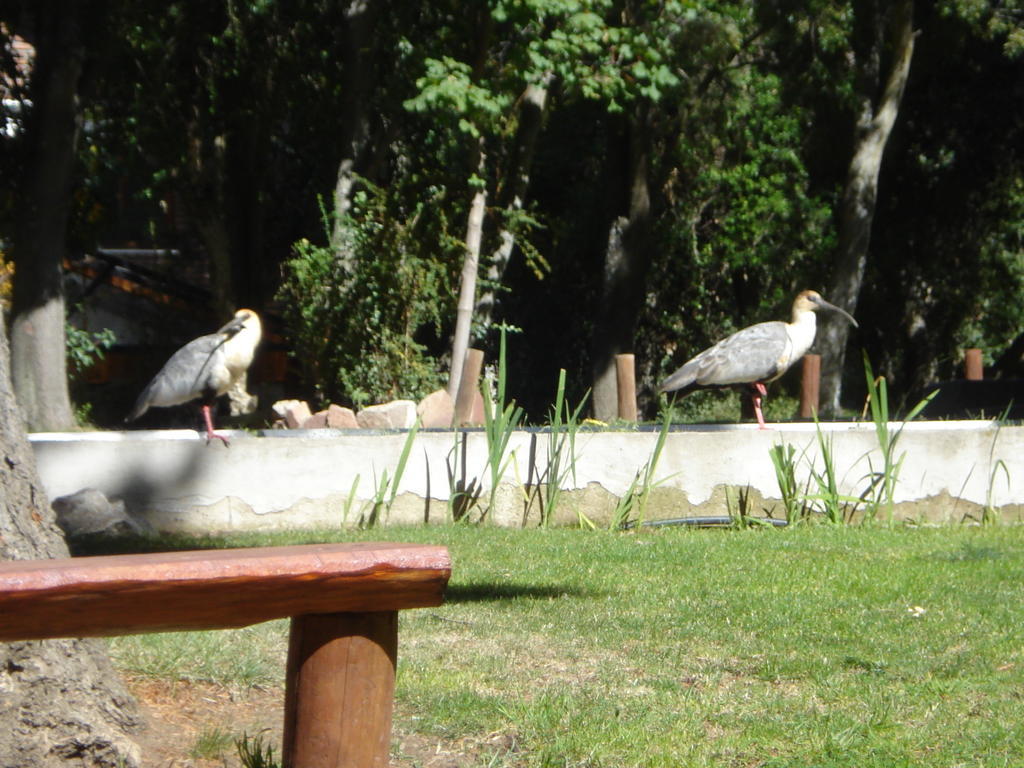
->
0;541;451;767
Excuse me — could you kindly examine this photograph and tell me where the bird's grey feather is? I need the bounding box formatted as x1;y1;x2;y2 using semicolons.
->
127;333;230;420
660;321;790;393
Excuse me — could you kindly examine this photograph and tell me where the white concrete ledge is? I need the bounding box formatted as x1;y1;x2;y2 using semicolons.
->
29;421;1024;531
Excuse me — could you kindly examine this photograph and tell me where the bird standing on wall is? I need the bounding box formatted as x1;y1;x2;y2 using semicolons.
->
127;309;262;444
659;291;857;429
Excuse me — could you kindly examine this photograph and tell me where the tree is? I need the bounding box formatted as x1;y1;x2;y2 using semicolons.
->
817;0;917;414
0;303;142;765
7;2;86;431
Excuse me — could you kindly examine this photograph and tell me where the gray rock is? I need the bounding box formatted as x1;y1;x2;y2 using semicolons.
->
51;488;150;539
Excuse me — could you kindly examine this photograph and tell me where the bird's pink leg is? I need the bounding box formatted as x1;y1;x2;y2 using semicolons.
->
752;382;768;430
202;404;230;446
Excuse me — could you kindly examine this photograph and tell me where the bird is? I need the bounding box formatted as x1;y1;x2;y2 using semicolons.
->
127;309;262;444
659;290;857;429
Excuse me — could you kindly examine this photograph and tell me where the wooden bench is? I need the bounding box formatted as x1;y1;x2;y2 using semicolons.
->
0;541;451;767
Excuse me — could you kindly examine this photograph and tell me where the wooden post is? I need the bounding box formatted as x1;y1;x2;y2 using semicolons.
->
453;348;484;426
800;354;821;419
615;354;637;422
283;611;398;768
964;348;983;381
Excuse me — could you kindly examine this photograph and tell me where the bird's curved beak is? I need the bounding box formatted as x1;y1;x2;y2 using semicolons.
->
217;316;246;337
815;297;858;328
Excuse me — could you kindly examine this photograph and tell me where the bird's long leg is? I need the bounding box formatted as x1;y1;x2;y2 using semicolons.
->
751;382;768;430
201;404;230;446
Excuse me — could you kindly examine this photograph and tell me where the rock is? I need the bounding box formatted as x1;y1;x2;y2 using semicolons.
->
301;411;328;429
51;488;149;539
357;400;417;429
272;399;312;429
417;389;454;428
326;404;358;429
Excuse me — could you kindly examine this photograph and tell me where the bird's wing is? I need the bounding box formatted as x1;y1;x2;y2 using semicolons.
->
127;333;230;419
660;321;790;392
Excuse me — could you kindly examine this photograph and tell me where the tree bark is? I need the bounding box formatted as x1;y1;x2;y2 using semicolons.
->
9;3;82;432
447;138;488;399
591;108;653;422
331;0;382;264
819;0;917;415
0;309;143;766
475;77;551;330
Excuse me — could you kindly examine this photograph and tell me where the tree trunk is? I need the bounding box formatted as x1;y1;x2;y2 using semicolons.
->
447;138;488;398
331;0;382;264
0;311;143;766
819;0;917;415
591;108;653;422
475;77;551;330
9;4;82;432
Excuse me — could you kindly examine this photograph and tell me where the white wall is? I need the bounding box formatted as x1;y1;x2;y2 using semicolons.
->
30;421;1024;532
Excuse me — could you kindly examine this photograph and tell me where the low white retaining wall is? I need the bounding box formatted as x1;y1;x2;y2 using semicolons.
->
29;421;1024;532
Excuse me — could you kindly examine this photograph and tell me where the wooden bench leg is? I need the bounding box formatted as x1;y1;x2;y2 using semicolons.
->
283;611;398;768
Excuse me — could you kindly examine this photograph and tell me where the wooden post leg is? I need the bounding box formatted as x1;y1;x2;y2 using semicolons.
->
800;354;821;419
964;348;983;381
453;348;485;427
615;354;637;422
283;611;398;768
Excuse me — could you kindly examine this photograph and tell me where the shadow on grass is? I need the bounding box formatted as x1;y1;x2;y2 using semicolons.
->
444;582;597;603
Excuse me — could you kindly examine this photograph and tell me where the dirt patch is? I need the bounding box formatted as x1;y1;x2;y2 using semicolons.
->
126;676;281;767
126;676;514;767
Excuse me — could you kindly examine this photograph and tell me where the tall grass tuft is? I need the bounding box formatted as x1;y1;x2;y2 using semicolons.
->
360;419;419;527
236;732;280;768
531;369;588;528
446;431;483;522
860;353;935;524
805;414;863;524
768;442;812;524
481;326;525;516
609;408;674;530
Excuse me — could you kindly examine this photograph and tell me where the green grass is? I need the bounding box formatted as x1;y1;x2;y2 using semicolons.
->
107;525;1024;767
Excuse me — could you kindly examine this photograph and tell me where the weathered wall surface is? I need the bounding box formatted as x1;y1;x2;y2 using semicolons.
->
29;421;1024;532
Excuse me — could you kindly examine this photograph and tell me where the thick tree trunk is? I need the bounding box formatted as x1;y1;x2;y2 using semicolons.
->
591;109;653;422
447;138;488;399
331;0;382;265
475;78;551;330
819;0;916;415
9;4;81;432
0;311;143;767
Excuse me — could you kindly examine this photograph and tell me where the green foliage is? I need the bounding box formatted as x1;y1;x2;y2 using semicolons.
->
277;187;455;408
65;324;116;381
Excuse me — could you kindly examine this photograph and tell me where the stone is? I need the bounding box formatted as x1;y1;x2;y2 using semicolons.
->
326;404;358;429
51;488;150;539
417;389;454;428
357;400;417;429
272;400;311;429
301;411;328;429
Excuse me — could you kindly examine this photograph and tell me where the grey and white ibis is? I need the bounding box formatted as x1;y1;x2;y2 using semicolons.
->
127;309;262;444
659;290;857;428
